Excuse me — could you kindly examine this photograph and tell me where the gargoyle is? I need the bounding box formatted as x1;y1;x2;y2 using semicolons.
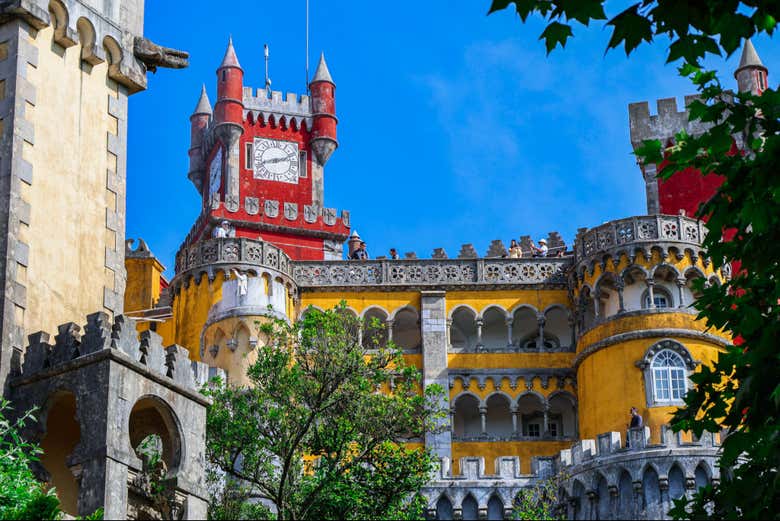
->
134;36;189;72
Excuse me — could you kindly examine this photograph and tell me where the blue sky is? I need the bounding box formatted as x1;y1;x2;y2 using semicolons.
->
127;1;777;274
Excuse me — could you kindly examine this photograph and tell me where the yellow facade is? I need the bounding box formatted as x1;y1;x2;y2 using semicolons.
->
21;25;123;338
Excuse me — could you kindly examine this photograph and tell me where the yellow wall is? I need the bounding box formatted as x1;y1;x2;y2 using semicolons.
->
21;26;120;337
301;291;421;316
577;329;722;441
124;257;165;312
451;441;572;475
446;289;569;315
165;273;227;357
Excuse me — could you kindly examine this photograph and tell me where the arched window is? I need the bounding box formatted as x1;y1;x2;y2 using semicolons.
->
652;350;687;402
642;287;672;309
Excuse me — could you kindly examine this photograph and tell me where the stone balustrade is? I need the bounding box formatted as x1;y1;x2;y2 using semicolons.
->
174;237;293;278
575;214;707;266
293;258;571;290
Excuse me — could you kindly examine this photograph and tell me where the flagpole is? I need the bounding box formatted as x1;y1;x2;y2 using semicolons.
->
305;0;310;91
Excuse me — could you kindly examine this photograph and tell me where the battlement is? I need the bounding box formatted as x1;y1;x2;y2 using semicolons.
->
628;95;712;149
11;312;222;394
243;88;313;127
559;425;719;469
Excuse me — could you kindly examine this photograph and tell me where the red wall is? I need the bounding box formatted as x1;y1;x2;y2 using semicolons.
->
658;164;724;217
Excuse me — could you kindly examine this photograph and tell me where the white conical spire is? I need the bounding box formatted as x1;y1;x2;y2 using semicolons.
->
736;38;766;73
220;36;241;69
192;84;212;115
311;53;333;83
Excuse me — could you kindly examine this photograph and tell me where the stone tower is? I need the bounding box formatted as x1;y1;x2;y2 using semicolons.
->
628;39;768;217
0;0;186;389
734;38;768;96
184;40;350;261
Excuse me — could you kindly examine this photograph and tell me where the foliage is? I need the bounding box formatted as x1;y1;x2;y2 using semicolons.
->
488;0;780;518
133;434;183;520
203;303;446;520
0;400;61;520
513;473;566;520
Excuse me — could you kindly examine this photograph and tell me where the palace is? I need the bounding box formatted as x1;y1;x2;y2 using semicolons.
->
0;1;768;519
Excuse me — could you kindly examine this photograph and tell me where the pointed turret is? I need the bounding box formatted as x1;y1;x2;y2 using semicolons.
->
312;53;333;84
215;37;245;126
735;39;769;96
188;85;213;193
309;52;338;166
213;37;245;209
220;36;242;70
192;84;212;116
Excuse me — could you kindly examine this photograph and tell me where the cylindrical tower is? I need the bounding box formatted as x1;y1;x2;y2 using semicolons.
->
213;37;245;207
188;85;212;192
571;215;729;441
734;38;768;96
214;37;244;126
309;53;338;165
167;237;298;386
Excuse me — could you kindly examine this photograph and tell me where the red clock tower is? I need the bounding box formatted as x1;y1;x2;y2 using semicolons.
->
184;38;350;260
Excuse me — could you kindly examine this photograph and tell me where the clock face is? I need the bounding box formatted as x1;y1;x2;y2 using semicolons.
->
209;147;222;196
253;138;299;184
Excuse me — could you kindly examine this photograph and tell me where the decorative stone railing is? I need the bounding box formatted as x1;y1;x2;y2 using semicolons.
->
575;214;707;264
174;237;293;278
293;258;571;289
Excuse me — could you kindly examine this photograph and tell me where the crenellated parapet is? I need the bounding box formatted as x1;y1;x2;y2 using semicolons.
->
422;455;556;520
243;88;314;130
8;311;221;518
11;312;221;393
556;426;720;520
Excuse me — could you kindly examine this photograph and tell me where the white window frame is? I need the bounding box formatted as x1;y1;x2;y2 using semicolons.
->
638;340;698;408
641;287;673;309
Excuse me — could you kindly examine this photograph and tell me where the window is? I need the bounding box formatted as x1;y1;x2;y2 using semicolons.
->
548;423;558;437
525;423;541;437
643;287;672;309
245;142;253;170
299;151;307;178
652;350;687;402
758;72;766;90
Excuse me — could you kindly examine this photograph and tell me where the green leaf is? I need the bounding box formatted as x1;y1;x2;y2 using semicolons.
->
606;4;654;55
539;21;574;53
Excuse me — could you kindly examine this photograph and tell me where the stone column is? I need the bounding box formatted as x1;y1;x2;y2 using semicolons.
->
543;403;550;437
659;478;670;520
386;319;394;342
421;291;451;460
616;279;626;313
632;480;643;519
593;294;601;319
475;318;484;351
215;124;243;205
511;405;519;435
479;405;487;435
506;317;514;349
646;279;656;308
536;313;546;350
676;278;687;308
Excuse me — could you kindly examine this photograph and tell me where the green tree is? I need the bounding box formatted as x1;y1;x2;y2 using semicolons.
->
513;473;566;521
203;304;446;520
488;1;779;518
0;400;60;520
